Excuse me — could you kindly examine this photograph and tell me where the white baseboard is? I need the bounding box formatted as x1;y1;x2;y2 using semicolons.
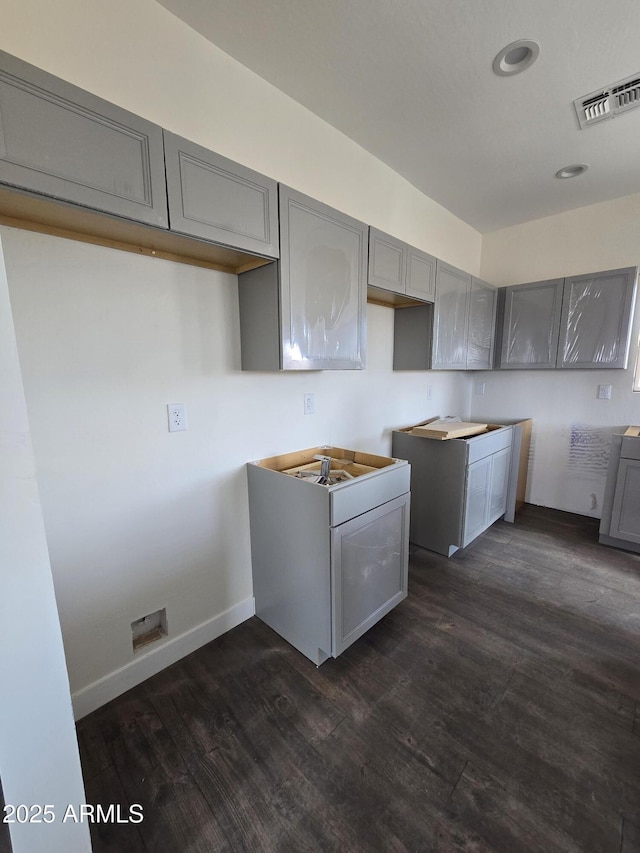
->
72;597;255;720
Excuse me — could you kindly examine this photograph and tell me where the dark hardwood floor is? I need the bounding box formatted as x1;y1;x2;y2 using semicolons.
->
76;505;640;852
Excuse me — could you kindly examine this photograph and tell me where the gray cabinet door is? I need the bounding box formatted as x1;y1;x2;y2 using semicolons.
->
0;49;167;228
609;459;640;545
367;228;435;303
406;246;436;302
467;277;497;369
487;446;511;523
163;130;278;257
368;227;405;294
279;185;367;370
557;267;637;369
462;445;511;547
432;260;471;369
331;493;409;656
499;279;564;369
462;455;492;546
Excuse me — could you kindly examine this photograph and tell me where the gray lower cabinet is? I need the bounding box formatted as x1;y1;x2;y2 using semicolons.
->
367;227;436;303
497;267;637;369
392;424;513;556
599;428;640;553
163;130;279;257
247;446;411;665
0;49;168;228
238;185;367;370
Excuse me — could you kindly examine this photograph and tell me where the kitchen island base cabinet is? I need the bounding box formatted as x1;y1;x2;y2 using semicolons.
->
392;424;513;556
247;447;410;665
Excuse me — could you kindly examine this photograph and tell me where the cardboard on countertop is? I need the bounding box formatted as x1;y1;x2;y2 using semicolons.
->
410;420;489;440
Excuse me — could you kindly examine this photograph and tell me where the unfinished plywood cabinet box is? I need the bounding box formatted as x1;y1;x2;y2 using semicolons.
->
246;446;410;664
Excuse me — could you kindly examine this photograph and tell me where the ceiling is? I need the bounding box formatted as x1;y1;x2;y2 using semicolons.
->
155;0;640;233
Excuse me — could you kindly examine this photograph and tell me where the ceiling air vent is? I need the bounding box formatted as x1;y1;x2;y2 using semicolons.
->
574;73;640;129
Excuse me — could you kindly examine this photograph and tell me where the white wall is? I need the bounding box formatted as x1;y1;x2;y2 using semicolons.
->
478;194;640;515
0;234;90;853
3;226;469;711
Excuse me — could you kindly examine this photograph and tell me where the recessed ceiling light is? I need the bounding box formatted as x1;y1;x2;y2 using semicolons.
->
493;39;540;76
555;164;589;179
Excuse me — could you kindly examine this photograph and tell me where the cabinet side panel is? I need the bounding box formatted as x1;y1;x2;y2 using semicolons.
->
247;464;332;664
393;304;433;370
392;431;465;554
238;262;282;370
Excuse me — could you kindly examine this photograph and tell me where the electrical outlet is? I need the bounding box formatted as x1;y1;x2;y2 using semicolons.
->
304;393;315;415
426;386;433;401
167;403;187;432
474;381;486;396
597;384;612;400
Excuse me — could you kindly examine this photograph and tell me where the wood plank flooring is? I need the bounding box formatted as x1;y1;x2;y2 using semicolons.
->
76;505;640;852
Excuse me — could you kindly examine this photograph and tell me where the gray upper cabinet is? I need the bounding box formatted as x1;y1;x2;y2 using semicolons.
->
393;262;496;371
467;277;497;370
163;130;279;258
368;228;405;295
406;246;436;301
238;185;367;370
432;260;471;369
557;267;637;369
367;227;435;302
0;49;168;228
498;267;637;370
498;279;564;369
